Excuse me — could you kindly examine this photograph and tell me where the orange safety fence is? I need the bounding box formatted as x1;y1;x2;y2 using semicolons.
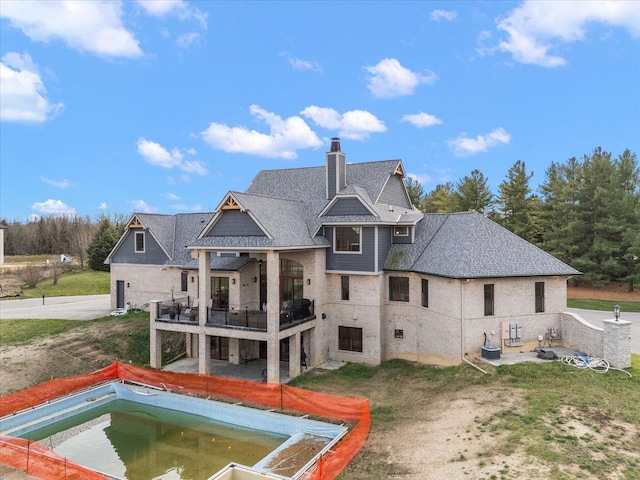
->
0;362;369;480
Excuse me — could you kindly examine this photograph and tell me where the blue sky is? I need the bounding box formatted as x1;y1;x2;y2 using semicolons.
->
1;0;639;221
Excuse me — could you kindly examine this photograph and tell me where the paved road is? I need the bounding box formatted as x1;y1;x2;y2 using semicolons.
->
0;294;111;320
567;308;640;354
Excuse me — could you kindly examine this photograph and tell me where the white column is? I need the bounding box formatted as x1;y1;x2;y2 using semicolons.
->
266;250;280;384
149;301;162;368
229;337;240;365
289;332;301;378
186;333;193;358
198;333;211;374
198;251;211;326
603;319;632;369
195;250;212;375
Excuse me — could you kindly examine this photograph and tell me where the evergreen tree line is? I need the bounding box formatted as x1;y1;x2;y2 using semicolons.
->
406;147;639;290
2;148;637;288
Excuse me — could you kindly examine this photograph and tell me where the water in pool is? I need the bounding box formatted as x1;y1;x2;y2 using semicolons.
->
23;399;288;480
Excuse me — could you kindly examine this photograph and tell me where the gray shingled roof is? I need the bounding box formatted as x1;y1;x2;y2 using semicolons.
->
246;160;413;234
385;211;580;278
191;192;330;249
135;212;215;266
182;255;254;271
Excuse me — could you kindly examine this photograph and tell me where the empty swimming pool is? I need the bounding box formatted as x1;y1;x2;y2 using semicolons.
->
0;381;348;479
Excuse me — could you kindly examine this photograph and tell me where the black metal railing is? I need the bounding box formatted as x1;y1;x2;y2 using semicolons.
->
156;298;315;330
156;296;195;322
206;299;315;331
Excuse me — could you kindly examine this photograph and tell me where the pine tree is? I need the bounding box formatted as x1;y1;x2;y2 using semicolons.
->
423;183;458;213
87;218;119;271
455;169;494;214
496;160;541;243
405;176;425;212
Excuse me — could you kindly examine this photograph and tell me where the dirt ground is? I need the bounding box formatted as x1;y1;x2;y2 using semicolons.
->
0;282;637;479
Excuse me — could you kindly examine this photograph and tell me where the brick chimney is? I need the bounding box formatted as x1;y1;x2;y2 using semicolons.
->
326;138;346;199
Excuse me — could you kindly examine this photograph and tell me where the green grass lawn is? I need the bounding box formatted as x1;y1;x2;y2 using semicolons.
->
0;312;152;365
17;269;110;298
567;297;640;312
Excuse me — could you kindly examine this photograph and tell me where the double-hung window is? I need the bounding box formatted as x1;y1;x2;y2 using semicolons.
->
484;284;494;316
421;279;429;307
335;226;360;252
181;271;188;292
341;276;350;301
389;276;409;302
134;232;145;253
535;282;545;313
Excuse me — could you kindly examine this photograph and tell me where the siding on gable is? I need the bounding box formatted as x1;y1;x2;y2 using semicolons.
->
378;226;392;272
324;198;371;216
111;230;169;265
325;226;376;272
378;175;412;209
206;210;266;237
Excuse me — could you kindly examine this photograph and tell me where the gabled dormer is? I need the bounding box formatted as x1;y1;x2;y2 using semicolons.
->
376;162;413;210
326;137;346;199
201;193;270;238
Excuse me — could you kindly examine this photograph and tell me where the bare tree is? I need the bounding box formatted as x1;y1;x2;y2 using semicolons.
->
16;265;47;288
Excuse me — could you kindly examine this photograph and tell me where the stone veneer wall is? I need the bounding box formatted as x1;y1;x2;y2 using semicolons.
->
559;312;603;358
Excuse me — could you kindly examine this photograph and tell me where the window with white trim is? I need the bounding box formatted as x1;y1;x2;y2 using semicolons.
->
335;226;361;252
134;231;145;253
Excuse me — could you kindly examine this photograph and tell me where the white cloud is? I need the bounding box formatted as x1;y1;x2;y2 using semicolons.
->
176;32;201;49
136;0;208;29
164;192;180;201
365;58;437;99
201;105;323;159
280;53;323;72
0;52;63;123
447;127;511;157
494;1;640;67
430;10;457;22
0;1;143;59
128;199;156;213
31;199;76;216
401;112;443;128
97;202;108;210
40;175;72;188
137;138;208;175
301;106;386;141
407;172;432;185
170;203;203;212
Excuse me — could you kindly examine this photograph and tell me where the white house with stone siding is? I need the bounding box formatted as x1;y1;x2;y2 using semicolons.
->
106;138;580;384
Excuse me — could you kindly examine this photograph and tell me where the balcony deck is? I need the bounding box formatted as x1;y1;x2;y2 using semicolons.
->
156;300;315;332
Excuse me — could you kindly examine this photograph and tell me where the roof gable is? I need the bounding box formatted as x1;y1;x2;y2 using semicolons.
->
106;212;214;266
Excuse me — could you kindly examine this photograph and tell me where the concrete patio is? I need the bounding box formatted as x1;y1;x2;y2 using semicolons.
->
161;357;347;383
476;346;583;367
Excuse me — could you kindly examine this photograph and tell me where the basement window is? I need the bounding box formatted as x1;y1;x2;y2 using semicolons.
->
338;326;363;353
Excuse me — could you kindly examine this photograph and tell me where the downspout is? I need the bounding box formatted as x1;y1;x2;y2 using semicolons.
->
461;279;488;374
